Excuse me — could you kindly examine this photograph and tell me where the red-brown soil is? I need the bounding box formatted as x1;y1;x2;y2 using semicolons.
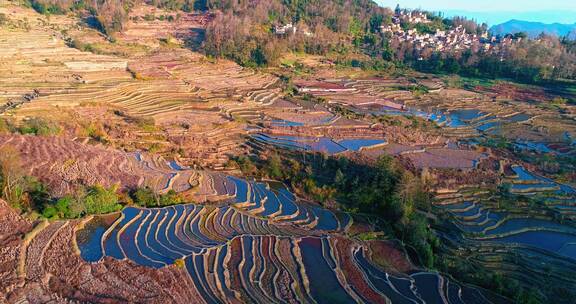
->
265;124;443;146
0;200;32;297
0;135;143;196
0;200;204;303
399;148;486;169
475;83;550;103
367;240;414;274
427;166;501;191
332;237;388;304
0;135;231;201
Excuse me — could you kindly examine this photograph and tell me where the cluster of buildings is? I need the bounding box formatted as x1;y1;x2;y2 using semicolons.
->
381;9;512;57
272;8;520;60
274;23;297;35
392;9;430;25
273;23;313;37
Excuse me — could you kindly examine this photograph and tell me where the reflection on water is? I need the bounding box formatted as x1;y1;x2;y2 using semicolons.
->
76;213;120;262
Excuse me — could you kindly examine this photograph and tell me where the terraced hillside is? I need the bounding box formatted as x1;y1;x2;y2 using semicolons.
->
433;163;576;301
1;1;575;303
287;74;575;301
250;133;388;155
117;4;210;47
293;78;438;115
247;97;445;157
0;135;237;201
1;180;493;303
128;49;279;94
294;77;576;156
0;199;32;294
0;3;284;170
75;199;486;303
291;76;576;187
0;13;131;113
0;201;205;303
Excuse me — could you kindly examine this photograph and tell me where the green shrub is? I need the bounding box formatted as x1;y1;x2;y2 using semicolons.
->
160;190;182;206
233;156;259;176
30;0;66;15
132;187;157;207
0;118;13;134
0;146;52;212
0;13;8;26
42;205;58;218
19;117;61;136
551;97;567;105
84;185;122;214
83;122;108;143
69;39;96;53
45;196;85;219
40;189;115;220
131;187;182;207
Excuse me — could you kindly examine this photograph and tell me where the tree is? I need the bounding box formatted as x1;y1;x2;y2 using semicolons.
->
402;214;434;267
67;194;87;218
42;205;58;218
369;14;383;33
397;173;418;222
550;97;567;105
334;169;345;187
131;186;182;207
159;189;182;206
514;32;528;40
265;153;283;179
23;177;50;212
0;145;26;208
444;57;461;74
51;196;80;218
19;117;61;136
84;184;122;214
132;186;158;207
0;118;12;134
0;13;7;26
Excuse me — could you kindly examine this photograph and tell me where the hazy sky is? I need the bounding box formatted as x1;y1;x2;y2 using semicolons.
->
375;1;576;25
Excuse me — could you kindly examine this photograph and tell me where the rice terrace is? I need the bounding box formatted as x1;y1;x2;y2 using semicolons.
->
0;0;575;303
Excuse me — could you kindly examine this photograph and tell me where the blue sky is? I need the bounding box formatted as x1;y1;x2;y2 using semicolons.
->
375;1;576;25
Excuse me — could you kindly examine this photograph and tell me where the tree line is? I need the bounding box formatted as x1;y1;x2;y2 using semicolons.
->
25;0;206;34
203;0;389;67
24;0;576;82
401;34;576;83
202;1;576;82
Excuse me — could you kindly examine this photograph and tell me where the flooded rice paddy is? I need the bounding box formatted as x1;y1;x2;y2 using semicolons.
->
439;165;576;262
78;176;481;303
252;133;387;154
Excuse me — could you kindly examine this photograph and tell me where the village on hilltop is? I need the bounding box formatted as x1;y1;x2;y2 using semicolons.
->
380;7;521;59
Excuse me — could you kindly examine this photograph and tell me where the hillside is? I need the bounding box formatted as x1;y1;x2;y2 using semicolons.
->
491;19;576;38
1;1;576;304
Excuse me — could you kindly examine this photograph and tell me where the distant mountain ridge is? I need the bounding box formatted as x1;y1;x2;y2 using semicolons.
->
490;20;576;38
